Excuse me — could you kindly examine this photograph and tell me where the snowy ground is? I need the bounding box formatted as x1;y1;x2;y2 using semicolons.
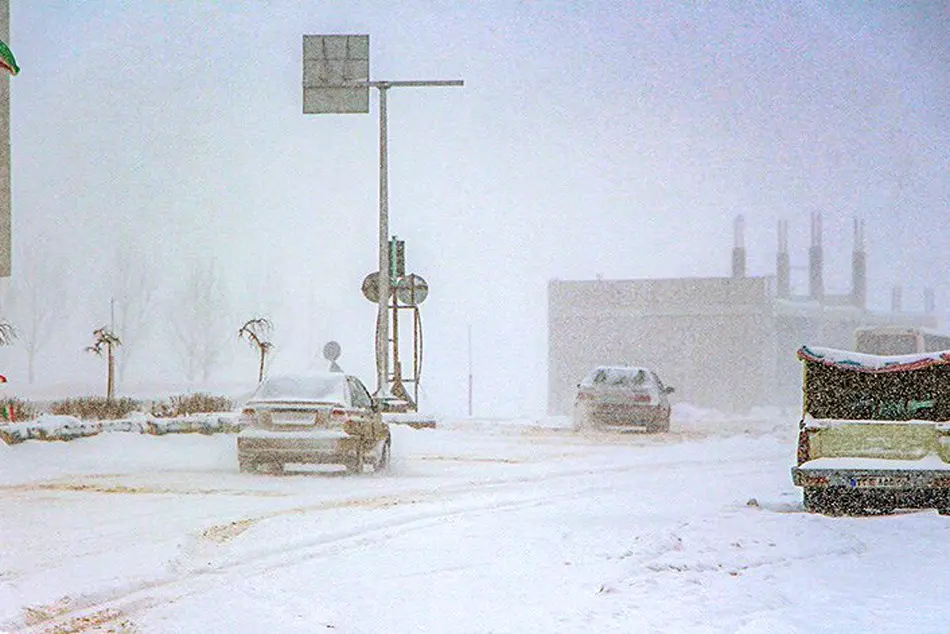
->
2;408;950;633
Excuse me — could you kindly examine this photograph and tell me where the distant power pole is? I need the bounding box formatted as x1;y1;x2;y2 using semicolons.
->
467;324;473;417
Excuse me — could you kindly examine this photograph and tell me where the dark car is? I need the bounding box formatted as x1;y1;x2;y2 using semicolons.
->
573;365;674;433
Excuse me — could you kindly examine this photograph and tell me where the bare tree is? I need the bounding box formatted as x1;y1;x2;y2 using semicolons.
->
4;255;65;383
111;249;159;384
167;262;231;383
86;327;121;401
238;317;273;383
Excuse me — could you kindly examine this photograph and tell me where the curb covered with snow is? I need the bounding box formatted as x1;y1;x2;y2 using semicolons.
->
0;412;243;445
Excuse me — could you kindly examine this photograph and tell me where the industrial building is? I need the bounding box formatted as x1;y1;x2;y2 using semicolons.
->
547;215;940;414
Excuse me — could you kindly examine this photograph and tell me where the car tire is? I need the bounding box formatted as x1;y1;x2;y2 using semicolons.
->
802;487;827;514
645;412;670;434
804;487;857;515
572;405;589;432
375;440;391;473
346;452;365;475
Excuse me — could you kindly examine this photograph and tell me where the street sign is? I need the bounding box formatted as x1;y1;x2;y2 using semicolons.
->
323;341;341;362
390;238;405;279
302;34;370;114
301;32;461;397
362;271;381;303
323;340;343;373
395;274;429;306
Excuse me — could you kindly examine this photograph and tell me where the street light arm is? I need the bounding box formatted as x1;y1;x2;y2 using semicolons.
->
361;80;464;89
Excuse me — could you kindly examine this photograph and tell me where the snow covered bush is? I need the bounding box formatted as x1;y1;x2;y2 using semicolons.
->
49;396;143;420
0;396;41;422
150;393;232;418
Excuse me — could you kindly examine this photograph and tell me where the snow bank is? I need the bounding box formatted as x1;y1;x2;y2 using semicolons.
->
0;412;243;445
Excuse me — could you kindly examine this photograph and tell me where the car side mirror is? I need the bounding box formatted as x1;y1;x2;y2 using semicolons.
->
370;397;382;413
664;386;675;394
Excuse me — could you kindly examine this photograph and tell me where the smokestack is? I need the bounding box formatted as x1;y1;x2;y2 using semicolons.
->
776;219;790;298
809;212;824;302
731;215;746;278
891;286;903;313
851;218;866;310
925;287;936;314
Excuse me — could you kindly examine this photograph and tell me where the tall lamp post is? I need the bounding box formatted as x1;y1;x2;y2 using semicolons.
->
303;35;462;397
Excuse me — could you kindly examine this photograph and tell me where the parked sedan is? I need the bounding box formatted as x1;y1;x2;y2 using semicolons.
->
573;365;674;433
237;372;391;474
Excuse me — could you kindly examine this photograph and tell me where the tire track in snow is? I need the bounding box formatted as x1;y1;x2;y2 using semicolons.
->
9;449;781;633
15;483;606;634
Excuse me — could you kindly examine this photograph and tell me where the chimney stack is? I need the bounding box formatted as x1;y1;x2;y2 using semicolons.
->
851;218;867;310
731;215;746;278
809;212;824;302
776;219;790;298
925;287;936;314
891;285;903;313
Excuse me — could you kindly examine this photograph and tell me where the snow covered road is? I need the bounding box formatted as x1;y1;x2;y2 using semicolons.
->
3;414;950;633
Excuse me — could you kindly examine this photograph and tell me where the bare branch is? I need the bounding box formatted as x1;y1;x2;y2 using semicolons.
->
87;326;121;356
0;320;16;346
238;317;274;383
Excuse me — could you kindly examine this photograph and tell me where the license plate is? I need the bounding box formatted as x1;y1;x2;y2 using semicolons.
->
272;411;316;425
849;476;905;489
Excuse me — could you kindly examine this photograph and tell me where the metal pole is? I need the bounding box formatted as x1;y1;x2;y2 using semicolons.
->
375;85;390;396
392;281;400;385
467;324;473;417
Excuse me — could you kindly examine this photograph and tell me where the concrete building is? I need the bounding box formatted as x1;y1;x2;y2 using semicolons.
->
547;215;939;414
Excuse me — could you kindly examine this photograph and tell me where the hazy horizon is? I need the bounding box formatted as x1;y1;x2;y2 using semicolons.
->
3;1;949;416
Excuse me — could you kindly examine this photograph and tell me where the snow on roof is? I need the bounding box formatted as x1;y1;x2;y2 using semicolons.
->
798;345;950;373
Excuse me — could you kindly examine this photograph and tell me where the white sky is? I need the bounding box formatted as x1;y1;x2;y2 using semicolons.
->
5;1;950;416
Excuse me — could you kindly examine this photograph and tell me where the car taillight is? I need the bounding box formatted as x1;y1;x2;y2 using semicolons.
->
631;394;652;403
796;428;811;466
330;408;349;424
797;473;828;487
241;408;256;417
577;391;595;401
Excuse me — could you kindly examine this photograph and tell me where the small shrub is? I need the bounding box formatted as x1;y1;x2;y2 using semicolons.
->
49;396;142;420
0;396;41;422
151;393;232;418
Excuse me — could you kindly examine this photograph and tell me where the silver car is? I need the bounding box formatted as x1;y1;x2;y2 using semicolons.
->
237;372;391;474
573;365;674;433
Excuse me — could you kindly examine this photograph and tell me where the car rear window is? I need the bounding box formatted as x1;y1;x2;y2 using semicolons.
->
251;374;347;403
587;368;649;387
